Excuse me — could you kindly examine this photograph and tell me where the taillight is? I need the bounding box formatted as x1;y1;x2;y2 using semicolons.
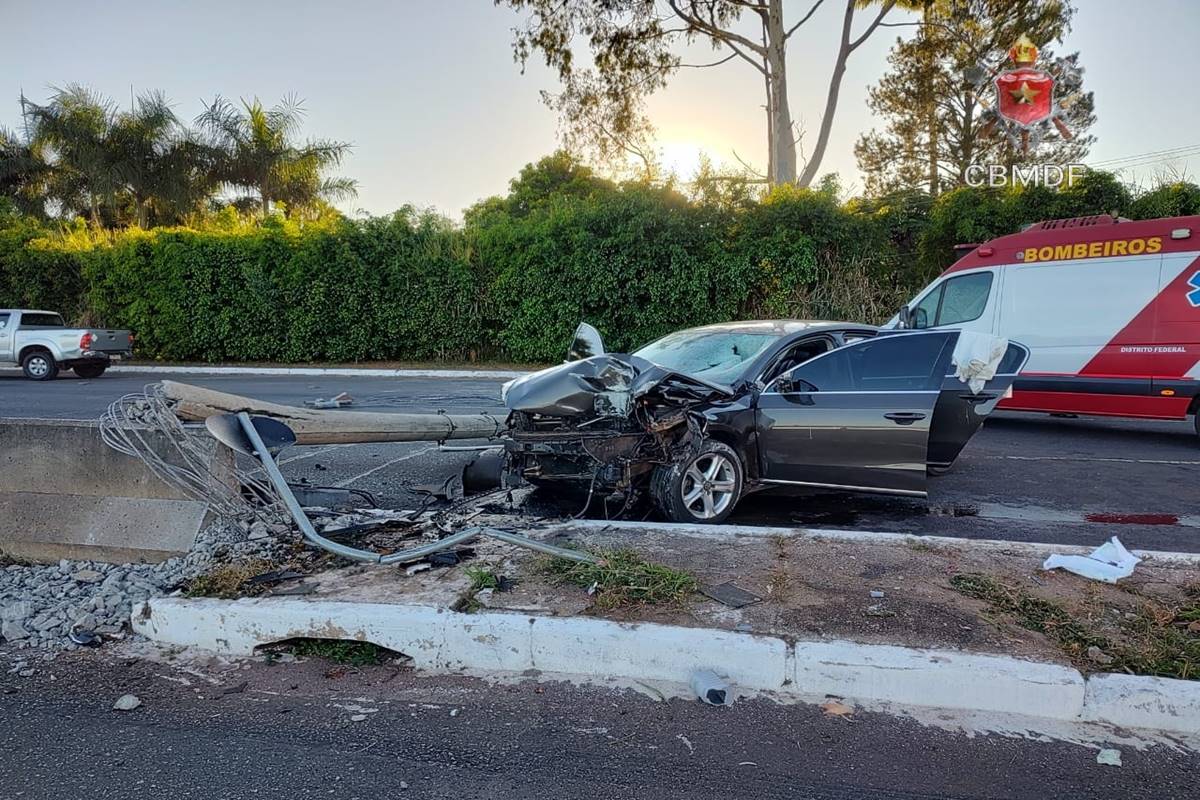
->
80;331;94;351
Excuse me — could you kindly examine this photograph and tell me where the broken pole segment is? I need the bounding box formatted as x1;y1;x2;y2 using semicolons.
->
161;380;503;445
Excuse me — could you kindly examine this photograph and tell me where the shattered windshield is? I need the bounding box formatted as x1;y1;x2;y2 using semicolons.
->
633;330;781;382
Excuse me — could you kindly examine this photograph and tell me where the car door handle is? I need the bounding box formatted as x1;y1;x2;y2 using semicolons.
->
883;412;926;425
958;392;998;403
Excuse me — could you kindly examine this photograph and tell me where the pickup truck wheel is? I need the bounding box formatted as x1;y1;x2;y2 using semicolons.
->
21;350;58;381
651;440;743;524
73;362;107;379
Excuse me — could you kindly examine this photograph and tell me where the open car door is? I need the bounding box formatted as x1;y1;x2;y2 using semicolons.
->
755;330;958;496
926;340;1029;471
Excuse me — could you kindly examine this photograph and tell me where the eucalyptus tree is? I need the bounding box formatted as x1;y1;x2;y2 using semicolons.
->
497;0;911;186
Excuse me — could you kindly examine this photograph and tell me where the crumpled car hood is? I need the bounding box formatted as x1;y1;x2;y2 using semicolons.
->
503;354;734;418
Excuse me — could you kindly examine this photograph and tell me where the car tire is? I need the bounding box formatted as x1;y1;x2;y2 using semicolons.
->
927;464;953;476
21;349;58;381
651;439;743;524
73;362;107;379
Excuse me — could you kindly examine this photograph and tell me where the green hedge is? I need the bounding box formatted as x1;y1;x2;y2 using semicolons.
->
2;157;1197;364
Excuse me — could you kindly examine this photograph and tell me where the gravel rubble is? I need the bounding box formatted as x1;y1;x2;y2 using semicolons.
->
0;518;288;651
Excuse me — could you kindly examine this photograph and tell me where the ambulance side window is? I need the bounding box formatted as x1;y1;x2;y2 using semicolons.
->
938;272;992;325
913;272;993;328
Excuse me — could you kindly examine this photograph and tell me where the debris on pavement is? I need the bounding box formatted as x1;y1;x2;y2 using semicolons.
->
113;694;142;711
700;581;762;608
1096;748;1122;767
690;669;731;706
303;392;354;409
1043;537;1141;583
819;698;856;718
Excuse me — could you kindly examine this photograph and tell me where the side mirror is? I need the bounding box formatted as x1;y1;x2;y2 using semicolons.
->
912;307;929;329
567;322;605;361
897;306;913;330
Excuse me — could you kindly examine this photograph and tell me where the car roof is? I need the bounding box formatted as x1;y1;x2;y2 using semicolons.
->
670;320;878;336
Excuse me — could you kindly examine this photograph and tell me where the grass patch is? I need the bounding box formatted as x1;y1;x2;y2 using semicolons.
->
465;565;501;591
286;638;392;667
539;548;697;611
184;559;275;599
951;573;1200;680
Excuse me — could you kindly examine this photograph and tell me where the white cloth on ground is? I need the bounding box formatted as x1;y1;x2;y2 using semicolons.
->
1042;537;1141;584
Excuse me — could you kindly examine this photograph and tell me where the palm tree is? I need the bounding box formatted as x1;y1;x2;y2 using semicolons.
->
108;90;216;227
195;95;355;216
21;85;118;224
0;125;52;218
22;86;217;227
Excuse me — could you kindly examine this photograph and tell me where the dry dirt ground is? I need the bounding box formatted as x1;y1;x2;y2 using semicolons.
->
232;517;1200;678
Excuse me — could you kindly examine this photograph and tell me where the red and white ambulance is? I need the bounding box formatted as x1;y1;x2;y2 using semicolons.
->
894;214;1200;437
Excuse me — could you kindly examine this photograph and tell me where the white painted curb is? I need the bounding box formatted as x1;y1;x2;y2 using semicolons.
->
108;365;529;379
133;598;788;694
1081;673;1200;732
127;596;1200;732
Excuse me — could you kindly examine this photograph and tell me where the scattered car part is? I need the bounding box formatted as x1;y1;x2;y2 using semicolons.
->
304;392;354;409
206;412;596;565
690;668;732;706
699;582;762;608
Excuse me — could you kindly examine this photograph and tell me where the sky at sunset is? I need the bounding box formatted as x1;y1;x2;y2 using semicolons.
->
3;0;1199;216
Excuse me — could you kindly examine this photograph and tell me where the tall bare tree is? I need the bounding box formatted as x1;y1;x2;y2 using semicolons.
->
497;0;907;186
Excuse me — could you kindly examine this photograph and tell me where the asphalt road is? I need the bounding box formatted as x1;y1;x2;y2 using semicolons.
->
4;370;1200;551
1;648;1194;800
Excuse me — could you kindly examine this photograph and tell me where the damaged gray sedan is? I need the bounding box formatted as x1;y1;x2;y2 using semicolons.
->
500;321;1028;524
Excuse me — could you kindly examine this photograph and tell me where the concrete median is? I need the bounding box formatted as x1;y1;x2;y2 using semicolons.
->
0;418;220;563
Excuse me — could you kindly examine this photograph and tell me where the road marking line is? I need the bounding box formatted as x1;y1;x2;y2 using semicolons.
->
333;447;436;487
278;445;347;465
995;455;1200;466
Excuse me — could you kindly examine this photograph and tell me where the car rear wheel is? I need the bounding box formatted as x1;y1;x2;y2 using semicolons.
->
73;362;107;379
21;350;58;381
651;440;743;524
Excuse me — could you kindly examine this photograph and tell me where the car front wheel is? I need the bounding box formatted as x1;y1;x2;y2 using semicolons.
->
21;350;58;381
651;440;743;524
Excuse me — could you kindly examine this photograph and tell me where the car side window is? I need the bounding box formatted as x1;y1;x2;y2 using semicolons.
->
772;333;952;393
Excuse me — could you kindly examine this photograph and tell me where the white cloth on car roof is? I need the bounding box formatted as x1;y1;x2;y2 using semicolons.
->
951;331;1008;394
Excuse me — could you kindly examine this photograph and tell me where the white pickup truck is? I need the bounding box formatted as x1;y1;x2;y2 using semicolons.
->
0;309;133;380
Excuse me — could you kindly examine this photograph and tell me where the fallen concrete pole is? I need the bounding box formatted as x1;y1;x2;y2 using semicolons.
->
162;380;504;445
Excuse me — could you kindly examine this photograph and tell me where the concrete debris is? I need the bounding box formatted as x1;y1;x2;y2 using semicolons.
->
1096;748;1122;767
1087;645;1115;666
0;517;288;652
113;694;142;711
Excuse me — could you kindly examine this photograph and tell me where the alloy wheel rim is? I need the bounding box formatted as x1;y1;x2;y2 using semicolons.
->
680;452;736;519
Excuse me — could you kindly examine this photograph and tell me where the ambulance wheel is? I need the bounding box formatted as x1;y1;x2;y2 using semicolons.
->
1194;411;1200;440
